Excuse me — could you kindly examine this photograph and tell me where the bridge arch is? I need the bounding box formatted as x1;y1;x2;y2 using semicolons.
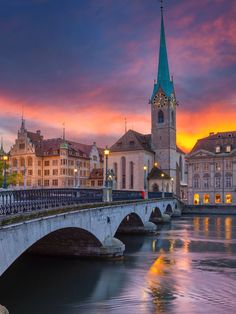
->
165;204;173;216
27;227;103;257
115;212;144;235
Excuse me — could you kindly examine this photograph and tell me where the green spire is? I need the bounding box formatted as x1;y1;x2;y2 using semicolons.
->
152;3;174;99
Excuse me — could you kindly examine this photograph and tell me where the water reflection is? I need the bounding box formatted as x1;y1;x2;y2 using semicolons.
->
1;215;236;314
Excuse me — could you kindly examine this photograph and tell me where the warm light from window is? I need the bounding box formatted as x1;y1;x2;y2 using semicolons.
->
226;145;231;153
226;194;232;204
194;194;200;205
215;194;221;203
203;194;210;204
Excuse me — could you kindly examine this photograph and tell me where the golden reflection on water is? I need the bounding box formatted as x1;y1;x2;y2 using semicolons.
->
225;217;232;240
193;217;200;235
204;217;209;236
216;217;221;238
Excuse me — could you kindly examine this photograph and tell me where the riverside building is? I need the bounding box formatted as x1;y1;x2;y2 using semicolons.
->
9;119;104;189
186;131;236;205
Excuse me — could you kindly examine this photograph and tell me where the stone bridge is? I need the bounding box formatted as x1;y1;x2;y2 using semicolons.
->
0;197;180;276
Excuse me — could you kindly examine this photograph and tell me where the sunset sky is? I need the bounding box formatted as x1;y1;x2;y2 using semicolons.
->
0;0;236;152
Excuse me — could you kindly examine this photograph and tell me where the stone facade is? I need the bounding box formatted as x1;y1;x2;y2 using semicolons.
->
186;131;236;205
9;120;103;189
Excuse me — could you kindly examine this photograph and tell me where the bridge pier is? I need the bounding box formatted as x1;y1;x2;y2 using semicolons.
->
151;213;171;224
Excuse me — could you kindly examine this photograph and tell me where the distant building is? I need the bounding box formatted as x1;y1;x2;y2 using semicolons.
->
186;131;236;205
9;119;104;189
107;6;187;197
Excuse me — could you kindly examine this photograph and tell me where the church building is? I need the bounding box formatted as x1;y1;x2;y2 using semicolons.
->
108;5;186;198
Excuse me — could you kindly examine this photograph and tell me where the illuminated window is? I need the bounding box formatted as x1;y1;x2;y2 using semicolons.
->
215;146;221;153
215;194;221;203
194;194;200;205
203;194;210;204
226;145;231;153
226;194;232;204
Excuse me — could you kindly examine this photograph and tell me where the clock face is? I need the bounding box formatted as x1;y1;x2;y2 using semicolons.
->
153;92;168;109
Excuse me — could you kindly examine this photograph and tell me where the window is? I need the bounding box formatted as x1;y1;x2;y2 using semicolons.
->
52;160;58;166
129;141;135;146
194;194;200;205
179;155;183;180
44;180;50;187
61;159;67;166
215;176;221;188
203;162;209;171
158;110;164;123
52;179;58;186
44;170;50;176
98;180;103;186
226;160;232;170
225;175;232;188
203;194;210;204
129;161;134;189
226;145;231;153
19;143;25;149
38;170;41;176
20;158;25;167
193;175;199;188
215;162;221;171
44;160;50;166
215;194;221;203
226;194;232;204
121;156;126;189
203;174;210;188
215;146;221;153
53;169;58;176
38;160;41;166
38;180;42;186
28;170;33;176
193;163;199;172
28;157;33;167
152;183;159;192
171;110;175;126
12;159;18;167
91;180;95;187
113;162;118;181
92;155;97;161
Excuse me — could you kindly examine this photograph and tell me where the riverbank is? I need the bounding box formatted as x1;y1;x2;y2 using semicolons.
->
183;205;236;215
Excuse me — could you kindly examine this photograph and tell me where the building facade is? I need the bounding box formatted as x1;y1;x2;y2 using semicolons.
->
9;120;104;189
107;6;186;197
186;131;236;205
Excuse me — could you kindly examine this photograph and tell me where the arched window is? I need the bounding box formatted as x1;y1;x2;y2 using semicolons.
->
158;110;164;123
193;174;200;188
28;157;33;167
20;158;25;167
171;110;175;126
121;157;126;189
129;161;134;189
152;183;159;192
194;194;200;205
12;158;18;167
179;155;183;181
113;162;118;182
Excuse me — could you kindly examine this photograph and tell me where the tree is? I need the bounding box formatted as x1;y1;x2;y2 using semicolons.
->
0;160;24;187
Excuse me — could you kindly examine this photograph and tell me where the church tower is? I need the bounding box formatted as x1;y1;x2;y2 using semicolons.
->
151;2;177;183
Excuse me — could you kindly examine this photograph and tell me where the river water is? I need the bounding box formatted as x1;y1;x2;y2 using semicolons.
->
1;215;236;314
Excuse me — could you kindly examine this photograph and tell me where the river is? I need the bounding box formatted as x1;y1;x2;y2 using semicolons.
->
0;215;236;313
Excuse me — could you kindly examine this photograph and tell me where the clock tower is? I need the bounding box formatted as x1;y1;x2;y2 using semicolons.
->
151;3;177;182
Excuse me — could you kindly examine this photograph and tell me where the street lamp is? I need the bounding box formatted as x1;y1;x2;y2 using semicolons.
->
104;146;110;187
161;173;164;197
171;177;174;193
2;155;8;189
74;168;78;187
143;165;147;191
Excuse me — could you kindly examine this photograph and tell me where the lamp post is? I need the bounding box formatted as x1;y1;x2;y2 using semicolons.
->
104;146;110;187
143;166;147;191
2;155;8;189
171;177;174;194
74;168;78;187
161;173;164;198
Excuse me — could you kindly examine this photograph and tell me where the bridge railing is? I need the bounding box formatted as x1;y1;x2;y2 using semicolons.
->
0;188;174;217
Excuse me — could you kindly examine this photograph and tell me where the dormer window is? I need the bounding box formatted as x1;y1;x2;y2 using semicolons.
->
129;141;135;146
215;146;221;153
226;145;231;153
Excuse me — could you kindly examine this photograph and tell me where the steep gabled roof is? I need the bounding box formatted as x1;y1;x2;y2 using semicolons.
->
189;131;236;155
148;166;170;180
110;129;153;153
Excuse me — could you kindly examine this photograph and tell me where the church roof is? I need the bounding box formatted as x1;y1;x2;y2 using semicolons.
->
151;6;174;99
189;131;236;155
148;166;170;180
110;129;153;153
